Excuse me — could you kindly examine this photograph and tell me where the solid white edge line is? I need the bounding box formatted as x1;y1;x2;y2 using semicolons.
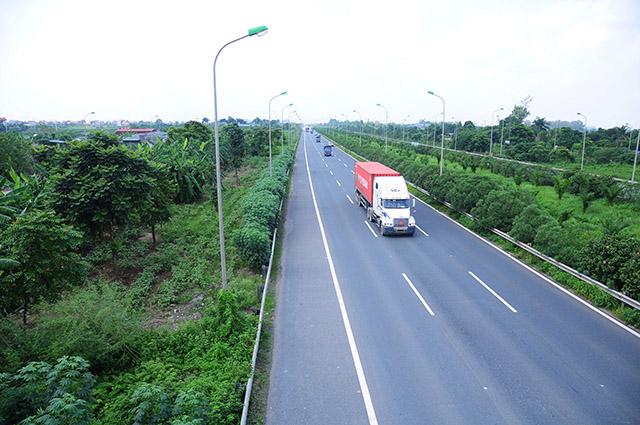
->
410;194;640;340
304;137;379;424
402;273;435;316
416;225;429;237
364;220;378;238
469;271;518;313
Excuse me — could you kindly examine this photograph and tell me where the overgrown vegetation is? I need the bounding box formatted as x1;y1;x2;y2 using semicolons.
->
0;122;300;424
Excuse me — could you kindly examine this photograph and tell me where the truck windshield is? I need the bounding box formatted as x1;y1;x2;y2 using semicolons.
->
382;199;409;208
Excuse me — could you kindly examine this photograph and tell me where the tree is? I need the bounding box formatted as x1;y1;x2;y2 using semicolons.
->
0;209;87;324
510;124;536;145
150;135;214;204
48;140;170;238
549;146;574;163
601;184;623;207
553;176;571;201
462;121;476;131
221;123;246;182
504;96;532;127
168;121;212;145
246;127;270;156
47;140;174;274
0;132;34;179
532;117;550;133
468;132;489;153
579;189;596;214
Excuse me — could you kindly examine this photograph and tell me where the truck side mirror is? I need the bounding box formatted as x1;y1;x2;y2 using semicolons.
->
412;198;416;214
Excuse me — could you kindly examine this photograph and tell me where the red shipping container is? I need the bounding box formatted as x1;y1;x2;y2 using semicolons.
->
354;162;400;204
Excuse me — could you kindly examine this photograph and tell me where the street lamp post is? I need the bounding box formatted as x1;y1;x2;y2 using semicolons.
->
428;91;446;176
353;109;362;145
281;103;293;152
500;119;505;156
288;110;297;149
341;113;348;143
269;91;287;176
376;103;388;152
83;111;95;139
632;128;639;182
403;115;410;142
213;25;268;291
577;112;588;171
490;107;504;155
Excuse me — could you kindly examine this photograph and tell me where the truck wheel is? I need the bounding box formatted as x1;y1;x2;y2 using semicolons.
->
355;192;360;206
379;223;385;236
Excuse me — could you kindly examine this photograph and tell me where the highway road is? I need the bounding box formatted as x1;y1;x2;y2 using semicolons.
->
266;130;640;424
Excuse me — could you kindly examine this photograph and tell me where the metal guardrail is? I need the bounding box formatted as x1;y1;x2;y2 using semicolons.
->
323;131;640;313
408;182;640;312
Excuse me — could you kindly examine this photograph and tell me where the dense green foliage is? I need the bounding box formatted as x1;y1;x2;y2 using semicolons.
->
0;133;34;179
46;139;174;239
0;122;301;424
150;121;214;204
233;149;294;269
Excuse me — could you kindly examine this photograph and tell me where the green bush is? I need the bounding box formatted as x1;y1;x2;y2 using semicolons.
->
232;223;271;269
448;175;498;213
0;356;95;424
240;190;280;231
577;234;640;293
511;205;554;244
471;188;535;232
16;284;143;373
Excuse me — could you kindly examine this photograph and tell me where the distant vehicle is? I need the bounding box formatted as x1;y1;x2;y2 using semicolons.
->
324;145;332;156
354;162;415;236
315;134;321;142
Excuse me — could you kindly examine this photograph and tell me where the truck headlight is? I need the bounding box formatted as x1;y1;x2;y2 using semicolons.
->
409;217;416;226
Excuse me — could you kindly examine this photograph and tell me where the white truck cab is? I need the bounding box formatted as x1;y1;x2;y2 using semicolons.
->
372;176;416;236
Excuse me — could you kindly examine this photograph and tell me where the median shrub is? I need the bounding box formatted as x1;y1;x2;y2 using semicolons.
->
233;149;293;269
471;188;535;233
233;223;271;269
578;234;640;294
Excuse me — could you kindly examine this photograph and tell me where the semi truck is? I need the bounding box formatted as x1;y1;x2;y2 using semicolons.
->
354;161;415;236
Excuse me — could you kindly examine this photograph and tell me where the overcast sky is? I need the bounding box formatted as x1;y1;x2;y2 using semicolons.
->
1;0;638;129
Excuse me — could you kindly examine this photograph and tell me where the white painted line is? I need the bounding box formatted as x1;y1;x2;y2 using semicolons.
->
344;163;348;167
364;220;378;238
325;163;328;168
411;192;640;339
330;170;334;175
402;273;435;316
351;170;355;174
336;180;342;187
416;225;429;237
304;137;379;424
468;271;518;313
346;195;354;204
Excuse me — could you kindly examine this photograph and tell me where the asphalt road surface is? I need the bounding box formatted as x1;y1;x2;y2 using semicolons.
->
266;131;640;424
